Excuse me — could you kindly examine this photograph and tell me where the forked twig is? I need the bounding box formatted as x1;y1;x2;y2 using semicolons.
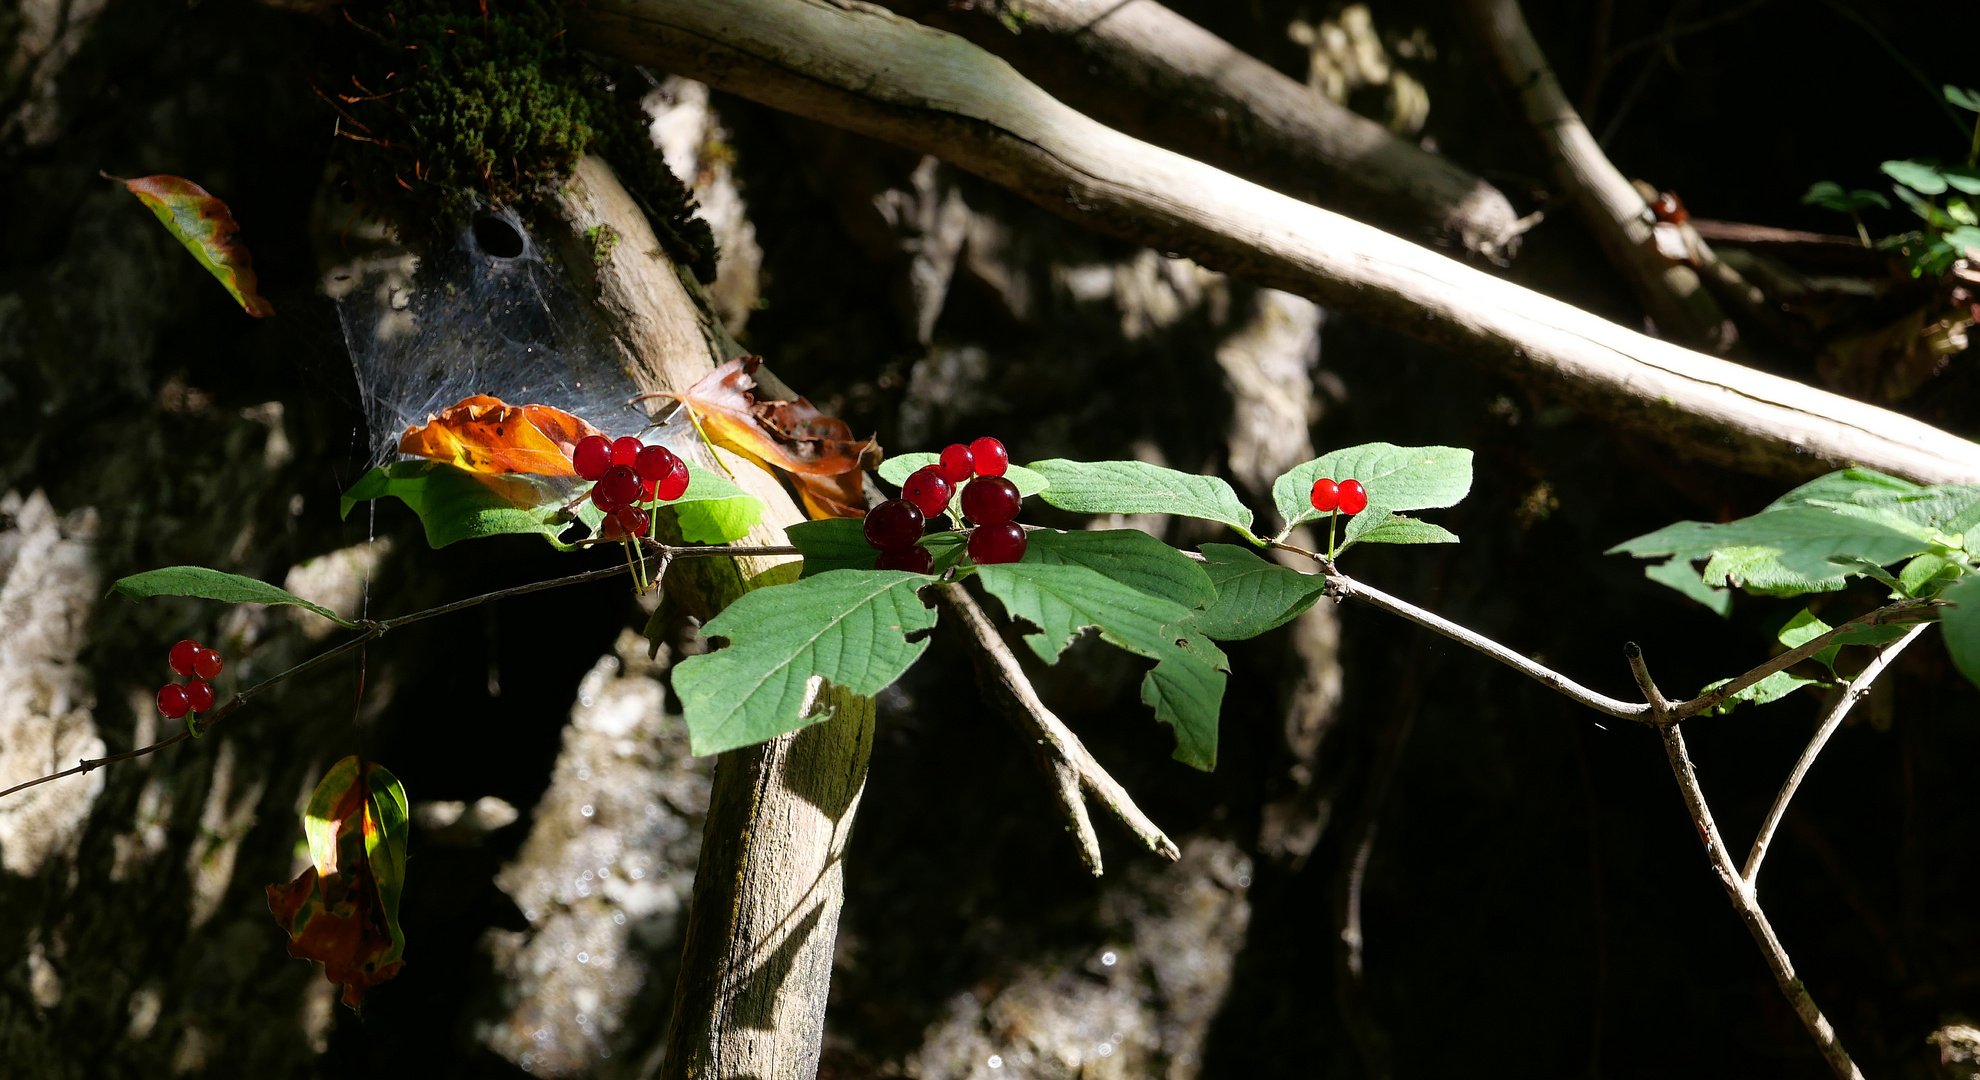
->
1742;624;1928;887
933;581;1180;874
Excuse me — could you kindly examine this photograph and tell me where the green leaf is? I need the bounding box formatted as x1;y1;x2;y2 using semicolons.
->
1777;608;1839;673
670;570;938;756
1643;558;1732;617
1801;181;1888;213
110;566;360;628
1884;159;1950;195
1898;552;1961;598
1185;543;1330;640
975;560;1228;769
1767;468;1980;540
671;470;764;544
1028;459;1255;539
1024;529;1215;609
878;453;1049;497
1338;505;1460;551
1610;505;1932;595
1943;574;1980;690
119;175;274;318
1945;170;1980;197
341;462;580;549
1274;443;1472;535
1948;85;1980;112
789;518;876;577
1699;670;1827;715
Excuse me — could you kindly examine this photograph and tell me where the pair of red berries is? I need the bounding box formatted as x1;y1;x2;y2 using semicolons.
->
866;437;1028;569
156;638;224;720
573;434;691;541
1309;478;1369;515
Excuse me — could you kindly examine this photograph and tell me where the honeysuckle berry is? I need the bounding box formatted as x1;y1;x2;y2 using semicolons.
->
603;504;651;541
968;522;1027;564
901;467;954;518
185;678;215;713
863;499;925;551
937;443;974;483
1338;479;1368;515
635;444;680;483
969;437;1009;478
192;647;223;680
574;435;613;481
169;639;202;677
593;465;641;512
876;545;934;574
1310;478;1339;513
960;476;1021;526
157;684;190;719
654;458;690;502
611;436;643;468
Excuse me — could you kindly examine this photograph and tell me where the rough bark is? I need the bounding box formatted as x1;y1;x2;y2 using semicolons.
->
569;0;1980;485
547;155;872;1080
873;0;1528;260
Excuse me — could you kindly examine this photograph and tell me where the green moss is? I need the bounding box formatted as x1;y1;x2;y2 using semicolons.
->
331;0;717;281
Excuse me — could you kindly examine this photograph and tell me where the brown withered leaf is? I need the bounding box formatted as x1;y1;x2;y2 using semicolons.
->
397;394;605;476
267;756;409;1008
660;357;879;518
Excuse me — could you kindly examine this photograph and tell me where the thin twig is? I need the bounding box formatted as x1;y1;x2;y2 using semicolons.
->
1742;624;1927;887
2;543;795;802
1667;599;1936;720
1660;724;1866;1080
933;581;1180;875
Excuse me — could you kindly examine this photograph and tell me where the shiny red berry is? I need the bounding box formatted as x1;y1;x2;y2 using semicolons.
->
654;458;690;501
1310;478;1339;513
603;505;650;540
876;545;934;574
1337;479;1368;515
960;476;1021;526
592;465;641;511
863;499;925;551
168;639;202;677
636;444;680;483
937;444;974;483
901;467;954;518
185;678;215;713
612;436;642;468
969;437;1008;477
573;435;613;481
968;522;1027;564
157;684;190;719
192;648;223;680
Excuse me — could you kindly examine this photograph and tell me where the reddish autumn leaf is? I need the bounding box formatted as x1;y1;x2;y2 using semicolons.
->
115;174;275;317
661;358;879;518
267;756;409;1008
397;394;605;476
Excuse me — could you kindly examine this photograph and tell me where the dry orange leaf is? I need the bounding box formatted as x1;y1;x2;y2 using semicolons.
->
117;174;275;318
397;394;605;476
267;756;409;1008
662;358;879;518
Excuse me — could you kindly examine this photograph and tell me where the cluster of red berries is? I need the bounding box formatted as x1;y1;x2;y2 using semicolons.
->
573;434;691;541
1309;477;1369;515
156;638;223;720
865;437;1027;570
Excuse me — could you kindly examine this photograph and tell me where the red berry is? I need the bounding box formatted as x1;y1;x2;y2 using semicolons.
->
968;522;1027;564
573;435;613;481
901;467;954;518
1309;478;1339;513
612;436;643;468
937;444;974;483
157;684;190;719
592;465;641;511
969;437;1008;477
636;444;680;483
1337;479;1368;515
610;505;651;539
654;458;690;502
876;545;934;574
640;477;657;502
863;499;925;551
185;678;215;713
960;476;1021;526
168;639;202;677
192;648;223;680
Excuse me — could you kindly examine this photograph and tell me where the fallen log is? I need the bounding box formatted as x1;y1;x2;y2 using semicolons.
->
571;0;1980;485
